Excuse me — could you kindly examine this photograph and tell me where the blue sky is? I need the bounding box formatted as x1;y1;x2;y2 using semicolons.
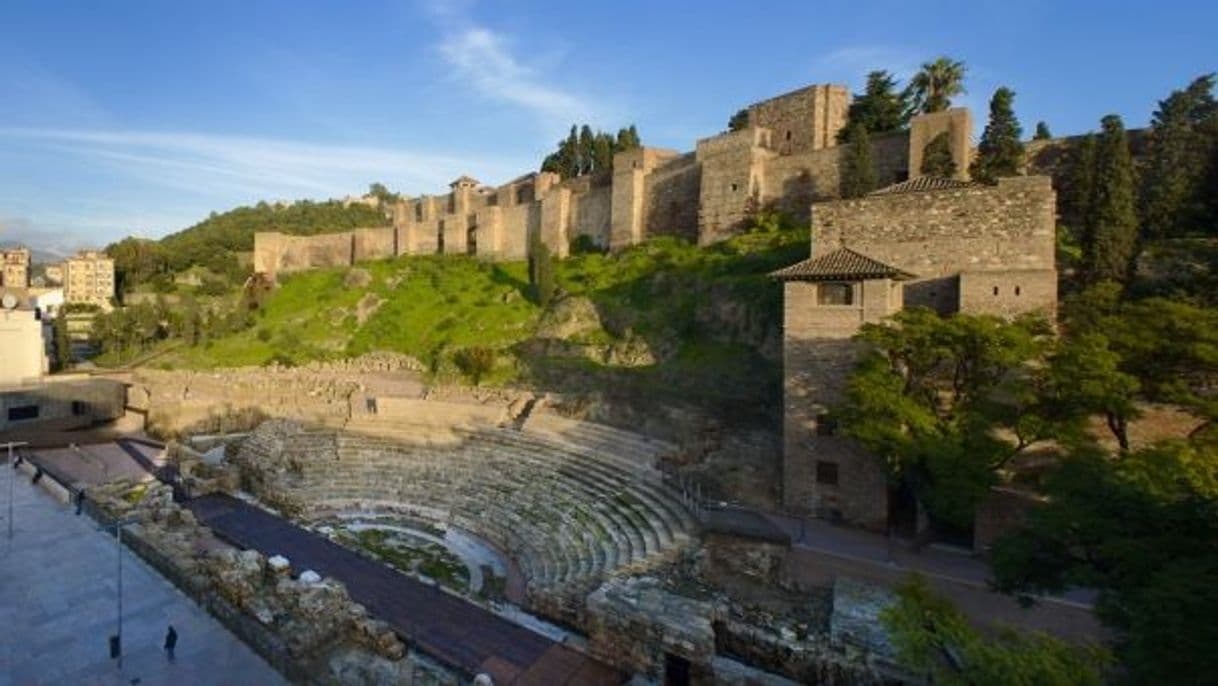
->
0;0;1213;255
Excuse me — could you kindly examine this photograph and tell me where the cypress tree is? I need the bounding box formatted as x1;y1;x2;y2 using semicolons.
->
1063;134;1097;232
578;125;595;176
1140;74;1217;239
528;233;554;308
920;132;957;178
971;87;1025;184
53;313;71;371
840;124;877;198
1034;121;1052;140
1084;115;1139;284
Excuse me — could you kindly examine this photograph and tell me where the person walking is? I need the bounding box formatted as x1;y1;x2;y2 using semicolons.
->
163;625;178;662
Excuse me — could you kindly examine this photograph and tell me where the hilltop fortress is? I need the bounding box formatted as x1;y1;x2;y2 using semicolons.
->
251;80;1063;540
253;83;980;275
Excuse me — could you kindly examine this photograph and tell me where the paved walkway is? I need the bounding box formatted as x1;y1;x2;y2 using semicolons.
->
187;494;623;685
0;465;285;686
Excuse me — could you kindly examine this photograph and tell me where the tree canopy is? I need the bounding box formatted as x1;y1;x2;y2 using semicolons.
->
990;440;1218;684
540;124;641;179
883;576;1109;685
1139;74;1218;239
970;87;1025;184
839;70;911;142
905;57;967;114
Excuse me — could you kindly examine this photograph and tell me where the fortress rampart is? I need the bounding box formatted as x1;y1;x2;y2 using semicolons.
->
252;84;984;277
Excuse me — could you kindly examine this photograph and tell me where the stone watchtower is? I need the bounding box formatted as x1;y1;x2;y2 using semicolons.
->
774;174;1059;531
772;249;912;527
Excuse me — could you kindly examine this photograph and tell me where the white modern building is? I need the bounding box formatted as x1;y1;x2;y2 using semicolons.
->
0;307;48;386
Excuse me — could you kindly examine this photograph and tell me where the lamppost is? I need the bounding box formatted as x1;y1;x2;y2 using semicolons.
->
3;441;29;540
99;516;139;668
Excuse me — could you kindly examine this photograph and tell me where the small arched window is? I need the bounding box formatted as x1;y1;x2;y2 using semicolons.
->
730;182;739;192
785;130;793;141
1015;286;1022;296
992;286;999;296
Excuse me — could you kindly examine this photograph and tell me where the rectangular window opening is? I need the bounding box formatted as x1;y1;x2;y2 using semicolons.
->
8;405;39;421
816;460;839;486
817;282;854;306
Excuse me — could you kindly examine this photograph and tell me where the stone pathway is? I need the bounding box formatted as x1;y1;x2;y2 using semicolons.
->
0;466;285;686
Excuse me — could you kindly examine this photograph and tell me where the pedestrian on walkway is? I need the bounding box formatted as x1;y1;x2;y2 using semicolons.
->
164;625;177;662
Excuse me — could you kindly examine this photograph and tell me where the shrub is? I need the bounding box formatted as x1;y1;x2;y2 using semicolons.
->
453;346;497;385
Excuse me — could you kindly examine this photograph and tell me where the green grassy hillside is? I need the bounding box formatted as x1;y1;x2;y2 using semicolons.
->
155;219;810;418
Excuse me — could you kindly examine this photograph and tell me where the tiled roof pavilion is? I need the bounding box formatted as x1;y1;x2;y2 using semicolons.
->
771;247;915;282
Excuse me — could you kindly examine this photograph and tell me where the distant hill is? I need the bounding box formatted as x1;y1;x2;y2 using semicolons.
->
106;199;389;292
157;200;389;272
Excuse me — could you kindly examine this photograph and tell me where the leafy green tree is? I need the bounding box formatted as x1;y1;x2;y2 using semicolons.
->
836;309;1053;528
905;56;967;114
991;441;1218;684
838;70;911;142
454;346;497;385
883;576;1109;685
1140;74;1218;239
1033;121;1052;140
839;124;877;198
367;182;400;205
106;237;168;296
727;108;749;132
1082;115;1139;285
920;132;957;178
970;87;1025;184
615;124;641;150
1045;333;1140;450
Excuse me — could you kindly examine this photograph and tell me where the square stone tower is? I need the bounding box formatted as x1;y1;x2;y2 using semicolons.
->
747;84;849;155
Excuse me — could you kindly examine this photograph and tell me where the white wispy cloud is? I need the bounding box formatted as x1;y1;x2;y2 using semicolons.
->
814;45;927;89
437;28;589;123
0;127;530;198
425;1;603;127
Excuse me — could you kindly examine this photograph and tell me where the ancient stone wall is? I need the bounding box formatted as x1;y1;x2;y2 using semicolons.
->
814;175;1057;312
696;128;775;245
642;153;701;241
760;132;909;224
571;185;613;248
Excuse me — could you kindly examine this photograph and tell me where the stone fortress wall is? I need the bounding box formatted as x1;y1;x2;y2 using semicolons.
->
252;83;973;277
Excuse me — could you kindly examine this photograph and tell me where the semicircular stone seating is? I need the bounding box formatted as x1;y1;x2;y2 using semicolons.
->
238;408;696;591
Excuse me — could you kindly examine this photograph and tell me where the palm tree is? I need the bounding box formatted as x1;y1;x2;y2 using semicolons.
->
905;57;967;114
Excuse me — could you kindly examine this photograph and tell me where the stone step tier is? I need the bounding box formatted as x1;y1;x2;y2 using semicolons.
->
238;417;696;591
